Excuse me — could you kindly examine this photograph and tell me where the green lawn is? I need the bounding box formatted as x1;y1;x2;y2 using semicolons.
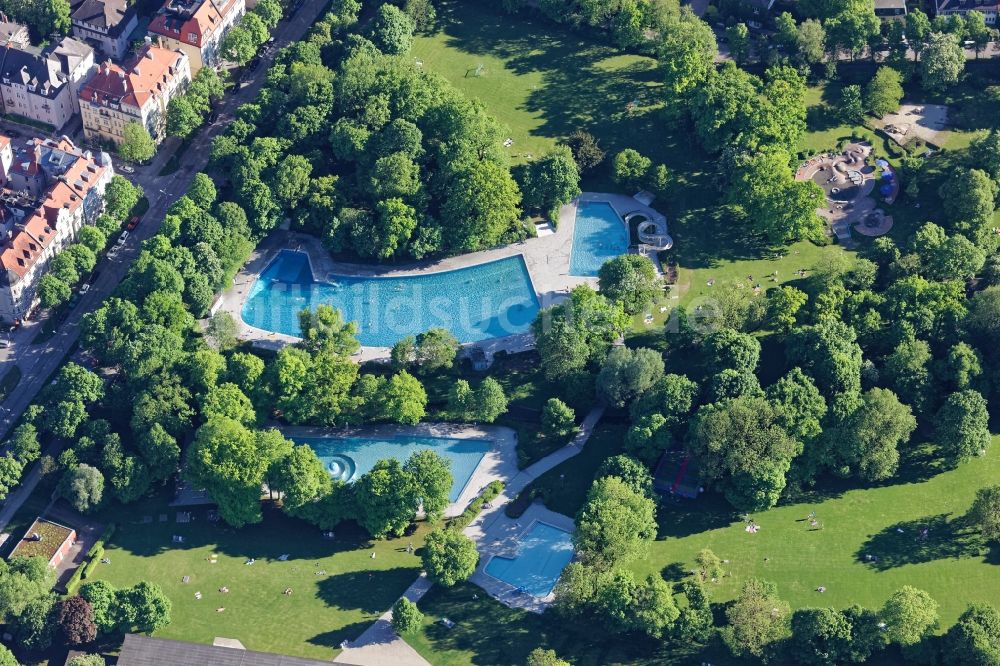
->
91;498;432;660
412;0;672;186
634;440;1000;629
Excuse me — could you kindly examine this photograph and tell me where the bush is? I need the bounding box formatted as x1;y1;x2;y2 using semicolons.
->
390;597;423;634
448;480;504;531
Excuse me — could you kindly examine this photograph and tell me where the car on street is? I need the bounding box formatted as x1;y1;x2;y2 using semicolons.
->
0;338;11;349
80;283;90;295
127;216;141;230
118;230;129;244
107;246;119;259
119;164;135;174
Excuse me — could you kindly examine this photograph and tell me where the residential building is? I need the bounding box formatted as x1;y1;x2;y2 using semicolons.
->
79;40;191;146
147;0;246;73
70;0;139;60
936;0;999;25
117;634;347;666
875;0;907;19
0;37;96;131
8;518;77;569
0;135;113;323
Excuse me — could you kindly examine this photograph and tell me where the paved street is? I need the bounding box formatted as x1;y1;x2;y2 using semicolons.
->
0;0;329;532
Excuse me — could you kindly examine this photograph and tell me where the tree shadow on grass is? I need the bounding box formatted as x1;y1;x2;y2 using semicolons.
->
315;567;422;615
656;492;737;540
856;513;986;571
306;620;372;650
660;561;689;582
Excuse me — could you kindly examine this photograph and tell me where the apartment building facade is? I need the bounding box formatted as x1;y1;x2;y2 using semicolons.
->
147;0;246;72
70;0;139;60
79;41;191;146
0;136;113;322
0;37;95;131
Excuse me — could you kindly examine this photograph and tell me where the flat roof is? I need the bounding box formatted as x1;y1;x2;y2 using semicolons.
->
9;518;74;561
118;635;350;666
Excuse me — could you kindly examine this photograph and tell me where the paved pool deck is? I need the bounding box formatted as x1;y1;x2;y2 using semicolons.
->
214;193;667;361
278;423;519;519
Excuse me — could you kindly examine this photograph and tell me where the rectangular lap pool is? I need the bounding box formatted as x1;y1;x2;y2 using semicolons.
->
292;435;492;502
241;250;541;347
484;522;574;598
569;201;630;277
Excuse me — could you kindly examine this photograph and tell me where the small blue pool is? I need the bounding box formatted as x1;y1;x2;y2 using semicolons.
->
241;250;541;347
569;201;630;276
484;522;574;597
293;435;492;502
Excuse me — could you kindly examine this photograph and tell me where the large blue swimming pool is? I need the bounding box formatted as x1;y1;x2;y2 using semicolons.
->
241;250;541;347
569;202;630;277
484;522;574;597
293;435;492;502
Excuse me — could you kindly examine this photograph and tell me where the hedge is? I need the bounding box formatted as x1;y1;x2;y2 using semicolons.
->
448;480;504;531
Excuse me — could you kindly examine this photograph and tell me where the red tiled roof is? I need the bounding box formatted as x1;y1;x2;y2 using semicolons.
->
78;44;184;110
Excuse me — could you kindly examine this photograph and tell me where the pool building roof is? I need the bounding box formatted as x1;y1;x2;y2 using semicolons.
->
117;634;350;666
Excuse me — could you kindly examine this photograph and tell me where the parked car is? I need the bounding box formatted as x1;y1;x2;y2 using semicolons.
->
126;216;140;230
118;229;129;243
107;246;119;259
80;283;91;295
0;338;11;349
119;164;135;174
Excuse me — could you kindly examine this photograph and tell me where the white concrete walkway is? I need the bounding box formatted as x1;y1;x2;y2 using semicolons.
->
336;406;605;663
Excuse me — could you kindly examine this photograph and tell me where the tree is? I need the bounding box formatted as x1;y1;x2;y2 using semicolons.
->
118;122;156;163
965;10;992;57
440;161;522;252
383;371;427;425
404;449;452;522
390;336;415;370
789;607;853;666
186;417;290;528
354;459;419;538
188;172;217;209
58;464;104;513
612;149;651;190
921;32;965;92
658;8;718;104
787;321;863;397
270;445;331;510
866;67;903;117
254;0;282;28
12;594;56;651
79;580;116;634
414;328;459;371
939;168;997;241
767;286;807;332
391;597;423;634
58;596;97;645
369;4;414;55
521;146;580;218
37;273;70;308
596;346;664;408
563;130;605;173
533;285;628;381
0;456;23;500
575;475;657;567
970;485;1000;541
724;578;790;659
943;603;1000;665
0;645;17;666
936;390;991;465
77;225;107;254
597;255;659;315
298;305;360;356
840;85;864;124
675;580;714;644
695;548;723;581
421;528;478;586
687;395;799;511
881;586;939;647
0;556;55;624
471;377;507;423
837;388;916;482
907;9;932;58
221;25;256;65
104;176;142;220
118;581;172;634
705;328;760;375
527;648;570;666
541;398;576;440
726;22;750;65
883;336;933;416
167;96;201;139
206;312;238;351
797;19;826;65
596;455;653;498
768;368;826;444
